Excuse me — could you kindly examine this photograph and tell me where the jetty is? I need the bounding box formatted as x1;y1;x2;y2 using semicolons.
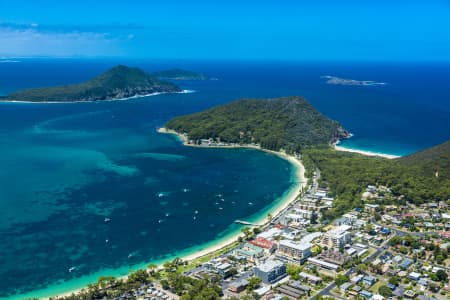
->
234;220;257;226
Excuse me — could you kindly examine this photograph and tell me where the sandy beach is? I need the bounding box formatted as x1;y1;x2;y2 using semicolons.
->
334;144;400;159
46;128;306;300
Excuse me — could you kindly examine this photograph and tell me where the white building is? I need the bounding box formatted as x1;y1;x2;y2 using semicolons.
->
322;225;351;249
278;240;312;263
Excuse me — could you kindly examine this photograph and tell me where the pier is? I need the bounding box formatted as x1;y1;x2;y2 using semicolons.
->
234;220;258;226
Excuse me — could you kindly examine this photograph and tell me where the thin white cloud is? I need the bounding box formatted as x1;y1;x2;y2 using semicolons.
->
0;26;126;57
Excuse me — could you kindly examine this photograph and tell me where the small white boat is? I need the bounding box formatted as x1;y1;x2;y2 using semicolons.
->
157;193;165;198
69;267;76;273
219;207;223;210
248;202;253;205
104;218;111;223
105;239;109;243
194;210;199;214
182;188;189;192
193;216;197;220
221;198;225;202
165;213;170;217
128;254;133;259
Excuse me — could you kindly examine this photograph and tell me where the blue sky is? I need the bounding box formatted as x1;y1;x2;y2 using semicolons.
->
0;0;449;61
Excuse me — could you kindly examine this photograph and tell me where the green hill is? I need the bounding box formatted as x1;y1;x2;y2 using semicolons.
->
398;141;450;178
302;141;450;219
152;68;208;80
3;65;181;102
166;96;349;152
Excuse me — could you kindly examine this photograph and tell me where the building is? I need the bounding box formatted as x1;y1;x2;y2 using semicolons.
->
254;260;287;284
307;257;339;271
299;272;322;284
277;240;312;263
250;237;277;253
228;279;248;293
235;242;264;263
321;225;351;249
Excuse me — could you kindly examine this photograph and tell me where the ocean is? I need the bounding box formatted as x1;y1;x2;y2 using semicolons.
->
0;59;449;298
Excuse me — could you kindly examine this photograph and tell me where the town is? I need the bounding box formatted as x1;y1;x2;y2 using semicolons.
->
60;168;450;300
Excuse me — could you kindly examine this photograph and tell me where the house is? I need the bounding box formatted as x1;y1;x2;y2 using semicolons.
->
404;289;416;298
359;290;372;299
340;282;352;292
298;272;322;284
228;279;249;293
392;286;405;298
351;274;363;284
362;275;376;287
254;260;287;284
408;271;421;281
399;258;413;269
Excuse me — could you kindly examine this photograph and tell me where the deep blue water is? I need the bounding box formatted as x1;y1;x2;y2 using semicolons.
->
0;59;449;298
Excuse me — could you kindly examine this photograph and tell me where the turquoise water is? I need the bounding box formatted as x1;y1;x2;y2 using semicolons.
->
0;59;449;298
0;97;298;299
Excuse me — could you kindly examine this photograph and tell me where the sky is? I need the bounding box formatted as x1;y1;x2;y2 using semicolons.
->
0;0;449;61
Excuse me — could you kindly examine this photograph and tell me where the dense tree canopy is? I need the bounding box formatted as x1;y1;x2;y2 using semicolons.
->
166;96;348;152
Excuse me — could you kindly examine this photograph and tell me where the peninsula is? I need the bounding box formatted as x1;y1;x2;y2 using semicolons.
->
1;65;182;102
152;68;209;80
165;96;350;152
321;75;386;86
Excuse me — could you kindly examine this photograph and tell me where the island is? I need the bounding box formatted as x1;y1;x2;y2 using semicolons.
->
1;65;182;102
152;68;210;80
164;96;350;152
321;75;386;86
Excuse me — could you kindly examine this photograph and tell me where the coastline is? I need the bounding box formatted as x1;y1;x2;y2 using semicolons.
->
333;143;400;159
0;90;195;104
17;127;305;300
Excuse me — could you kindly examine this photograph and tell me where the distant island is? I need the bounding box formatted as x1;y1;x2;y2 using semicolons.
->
152;68;210;80
165;96;350;152
321;75;386;86
1;65;182;102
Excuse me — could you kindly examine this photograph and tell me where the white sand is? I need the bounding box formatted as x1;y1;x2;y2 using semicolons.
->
334;144;400;159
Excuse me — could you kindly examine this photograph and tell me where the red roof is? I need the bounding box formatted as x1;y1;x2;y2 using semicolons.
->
440;232;450;239
250;237;274;249
274;223;285;229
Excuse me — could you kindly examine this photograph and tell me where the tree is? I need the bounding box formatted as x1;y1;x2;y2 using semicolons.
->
388;275;400;286
334;274;349;287
241;227;252;240
378;285;392;297
436;269;448;282
246;277;262;291
147;263;158;275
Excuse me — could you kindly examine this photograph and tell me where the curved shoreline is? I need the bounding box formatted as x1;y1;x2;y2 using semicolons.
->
334;144;400;159
9;128;306;300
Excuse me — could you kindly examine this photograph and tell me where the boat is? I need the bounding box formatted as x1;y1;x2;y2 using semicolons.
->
182;188;189;192
68;267;76;273
105;239;109;243
165;213;170;217
104;218;111;223
219;207;223;210
128;253;134;259
194;210;199;214
248;202;253;205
